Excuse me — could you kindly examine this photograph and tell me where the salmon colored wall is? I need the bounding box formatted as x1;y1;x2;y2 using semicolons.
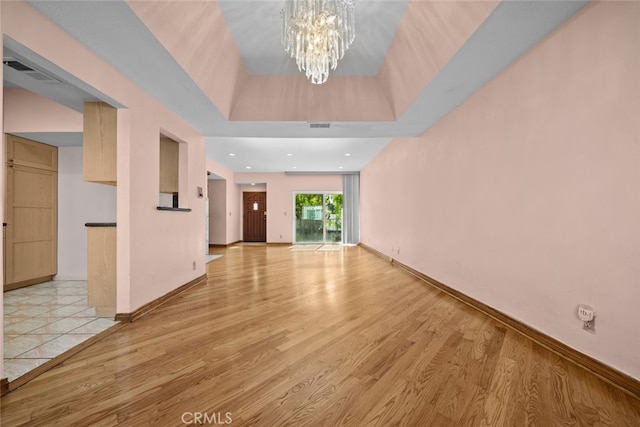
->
2;1;208;313
206;158;240;245
377;0;497;117
234;173;342;243
361;2;640;379
230;75;393;122
115;109;131;312
208;179;226;245
127;0;247;119
3;88;82;133
240;184;267;193
1;1;5;379
227;180;241;244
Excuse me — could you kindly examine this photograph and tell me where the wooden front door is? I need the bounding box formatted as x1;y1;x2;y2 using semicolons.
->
4;135;58;290
243;192;266;242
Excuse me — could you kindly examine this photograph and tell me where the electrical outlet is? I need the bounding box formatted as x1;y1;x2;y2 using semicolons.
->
578;304;594;321
583;316;596;334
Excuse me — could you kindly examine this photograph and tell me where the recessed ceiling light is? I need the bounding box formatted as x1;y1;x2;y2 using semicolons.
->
338;166;343;169
251;183;256;186
345;153;351;157
292;166;297;169
229;153;236;156
245;166;252;169
286;153;293;157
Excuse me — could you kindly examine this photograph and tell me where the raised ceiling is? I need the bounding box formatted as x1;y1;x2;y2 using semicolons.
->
8;0;588;172
218;0;408;76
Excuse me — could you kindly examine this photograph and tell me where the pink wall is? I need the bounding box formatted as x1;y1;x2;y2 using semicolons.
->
206;158;240;245
377;0;497;117
3;88;82;132
127;0;247;119
230;75;393;122
361;2;640;379
1;0;5;379
3;1;208;313
208;179;226;245
227;181;240;244
234;173;342;243
126;116;206;311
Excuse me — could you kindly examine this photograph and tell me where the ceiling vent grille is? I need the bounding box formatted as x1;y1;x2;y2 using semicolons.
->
309;123;330;129
3;58;61;83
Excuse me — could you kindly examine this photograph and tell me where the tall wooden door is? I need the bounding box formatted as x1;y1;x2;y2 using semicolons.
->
243;192;267;242
4;135;58;291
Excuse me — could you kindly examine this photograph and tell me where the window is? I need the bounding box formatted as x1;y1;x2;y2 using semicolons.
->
294;192;342;243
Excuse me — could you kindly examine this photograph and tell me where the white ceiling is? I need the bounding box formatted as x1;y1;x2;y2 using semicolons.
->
5;0;588;173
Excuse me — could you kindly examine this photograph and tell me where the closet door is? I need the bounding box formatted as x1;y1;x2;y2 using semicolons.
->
4;135;58;290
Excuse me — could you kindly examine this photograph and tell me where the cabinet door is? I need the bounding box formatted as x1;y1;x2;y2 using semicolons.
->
5;163;58;288
83;101;117;185
6;134;57;171
87;227;116;317
5;135;58;289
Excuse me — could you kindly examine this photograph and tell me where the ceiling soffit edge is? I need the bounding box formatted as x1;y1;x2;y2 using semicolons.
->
126;0;245;120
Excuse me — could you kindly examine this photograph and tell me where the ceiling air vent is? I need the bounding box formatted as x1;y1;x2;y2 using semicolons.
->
3;58;61;83
309;123;330;129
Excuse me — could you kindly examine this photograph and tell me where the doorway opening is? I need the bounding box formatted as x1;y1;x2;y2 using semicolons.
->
294;192;342;244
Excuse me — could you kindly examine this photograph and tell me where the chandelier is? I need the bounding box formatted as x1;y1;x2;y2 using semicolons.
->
281;0;356;85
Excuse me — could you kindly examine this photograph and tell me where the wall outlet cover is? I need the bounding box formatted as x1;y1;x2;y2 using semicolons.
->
577;304;595;321
583;316;596;334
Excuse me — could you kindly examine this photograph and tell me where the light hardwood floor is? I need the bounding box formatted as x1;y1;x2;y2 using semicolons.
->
2;246;639;426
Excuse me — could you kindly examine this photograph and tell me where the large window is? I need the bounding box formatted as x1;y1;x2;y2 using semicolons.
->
294;192;342;243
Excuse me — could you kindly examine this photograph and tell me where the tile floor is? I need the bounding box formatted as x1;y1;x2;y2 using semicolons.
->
205;254;222;263
3;280;118;381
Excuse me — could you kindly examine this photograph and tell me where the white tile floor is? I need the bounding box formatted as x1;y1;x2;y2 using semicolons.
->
3;280;118;381
205;254;222;263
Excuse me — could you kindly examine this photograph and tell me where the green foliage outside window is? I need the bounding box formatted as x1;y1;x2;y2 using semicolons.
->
295;194;324;219
294;193;342;242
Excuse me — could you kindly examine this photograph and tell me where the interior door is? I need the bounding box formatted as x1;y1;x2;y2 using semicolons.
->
4;135;58;290
243;192;267;242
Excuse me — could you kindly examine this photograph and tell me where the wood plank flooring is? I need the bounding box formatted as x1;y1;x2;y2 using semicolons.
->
2;245;639;426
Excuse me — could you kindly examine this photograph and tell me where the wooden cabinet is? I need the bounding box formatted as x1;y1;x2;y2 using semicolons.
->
87;224;116;317
7;134;58;171
159;136;179;194
83;101;117;185
4;135;58;291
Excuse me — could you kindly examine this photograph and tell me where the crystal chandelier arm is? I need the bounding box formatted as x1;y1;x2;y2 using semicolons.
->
281;0;355;84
